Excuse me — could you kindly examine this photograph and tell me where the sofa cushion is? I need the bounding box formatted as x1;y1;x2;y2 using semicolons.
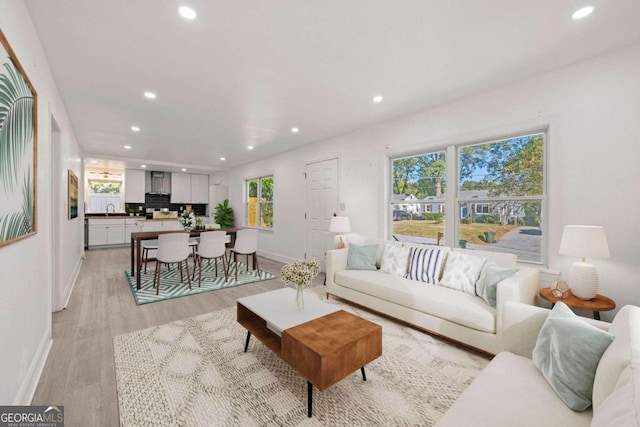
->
532;302;614;411
592;305;640;411
592;362;640;426
406;247;446;284
436;352;593;427
475;262;516;308
439;251;487;295
346;243;378;270
380;244;410;277
364;238;401;268
334;270;496;333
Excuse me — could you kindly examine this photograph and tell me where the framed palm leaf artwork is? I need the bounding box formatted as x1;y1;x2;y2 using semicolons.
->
68;170;78;219
0;30;37;248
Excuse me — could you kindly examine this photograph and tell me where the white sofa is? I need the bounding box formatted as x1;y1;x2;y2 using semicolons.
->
325;240;540;354
436;302;640;426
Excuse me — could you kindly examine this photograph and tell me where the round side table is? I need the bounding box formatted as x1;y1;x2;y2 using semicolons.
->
539;288;616;320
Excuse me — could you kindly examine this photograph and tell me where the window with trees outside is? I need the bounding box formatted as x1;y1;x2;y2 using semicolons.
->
246;176;274;229
391;131;546;264
88;180;122;212
391;151;446;245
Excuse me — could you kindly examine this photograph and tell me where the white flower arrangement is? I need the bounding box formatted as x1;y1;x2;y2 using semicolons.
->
281;259;320;288
179;211;196;229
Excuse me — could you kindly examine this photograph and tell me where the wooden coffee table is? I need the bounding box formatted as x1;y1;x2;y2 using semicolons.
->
237;288;382;418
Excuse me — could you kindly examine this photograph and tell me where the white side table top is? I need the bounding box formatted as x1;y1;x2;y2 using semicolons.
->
237;287;340;336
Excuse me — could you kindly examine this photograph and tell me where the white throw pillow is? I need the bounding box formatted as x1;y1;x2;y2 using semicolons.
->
438;251;487;295
405;247;446;285
380;244;410;277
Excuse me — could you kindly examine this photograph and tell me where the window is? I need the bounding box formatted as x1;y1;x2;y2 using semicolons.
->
458;132;545;263
390;151;446;244
88;179;122;212
246;175;274;229
389;131;546;264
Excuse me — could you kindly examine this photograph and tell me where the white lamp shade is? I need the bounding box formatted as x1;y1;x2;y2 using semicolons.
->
559;225;610;259
329;216;351;233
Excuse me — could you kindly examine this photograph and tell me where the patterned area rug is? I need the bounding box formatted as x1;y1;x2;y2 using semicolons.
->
124;261;276;305
113;290;489;426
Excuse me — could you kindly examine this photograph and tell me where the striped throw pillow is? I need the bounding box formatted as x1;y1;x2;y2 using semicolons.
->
406;247;445;284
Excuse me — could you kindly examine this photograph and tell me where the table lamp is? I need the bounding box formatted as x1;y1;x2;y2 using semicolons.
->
329;216;351;249
559;225;610;300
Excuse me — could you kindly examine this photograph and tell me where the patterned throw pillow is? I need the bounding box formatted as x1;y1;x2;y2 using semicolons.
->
380;244;411;277
405;247;446;284
438;251;487;295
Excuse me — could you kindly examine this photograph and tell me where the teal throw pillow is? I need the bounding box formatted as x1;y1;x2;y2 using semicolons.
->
475;261;516;308
346;243;378;271
532;302;615;411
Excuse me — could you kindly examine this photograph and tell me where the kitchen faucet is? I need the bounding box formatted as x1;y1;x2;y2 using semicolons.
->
106;203;115;216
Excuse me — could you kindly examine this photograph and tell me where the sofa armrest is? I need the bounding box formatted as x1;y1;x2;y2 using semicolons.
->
502;301;612;358
325;248;348;289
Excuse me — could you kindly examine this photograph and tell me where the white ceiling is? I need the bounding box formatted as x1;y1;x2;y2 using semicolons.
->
26;0;640;173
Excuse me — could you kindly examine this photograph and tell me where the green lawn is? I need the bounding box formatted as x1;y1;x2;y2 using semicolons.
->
392;220;517;245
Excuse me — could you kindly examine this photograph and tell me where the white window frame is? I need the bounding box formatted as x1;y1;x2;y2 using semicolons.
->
388;129;548;266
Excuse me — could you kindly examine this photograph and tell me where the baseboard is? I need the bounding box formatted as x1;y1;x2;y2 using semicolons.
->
62;256;83;309
14;330;52;405
256;249;296;266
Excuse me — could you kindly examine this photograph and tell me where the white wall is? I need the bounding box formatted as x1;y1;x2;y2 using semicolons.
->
0;1;84;403
228;43;640;321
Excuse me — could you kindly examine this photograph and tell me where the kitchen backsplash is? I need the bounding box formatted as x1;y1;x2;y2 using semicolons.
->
124;194;207;216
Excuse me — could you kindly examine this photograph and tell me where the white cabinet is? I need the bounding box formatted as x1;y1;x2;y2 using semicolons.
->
125;218;144;244
171;173;191;203
125;169;146;203
190;174;209;203
88;219;126;246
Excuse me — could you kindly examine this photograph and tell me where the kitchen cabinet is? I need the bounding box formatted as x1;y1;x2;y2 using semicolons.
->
88;219;125;246
124;218;144;244
171;172;191;203
125;169;146;203
190;174;209;203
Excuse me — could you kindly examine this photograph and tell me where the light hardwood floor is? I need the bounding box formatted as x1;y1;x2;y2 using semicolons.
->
31;246;314;427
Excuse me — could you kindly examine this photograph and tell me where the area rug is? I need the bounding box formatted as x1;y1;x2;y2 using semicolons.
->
124;261;277;305
113;290;489;426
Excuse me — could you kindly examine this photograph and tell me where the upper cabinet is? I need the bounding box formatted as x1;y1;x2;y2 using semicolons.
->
125;169;146;203
190;174;209;203
171;173;209;204
171;172;191;203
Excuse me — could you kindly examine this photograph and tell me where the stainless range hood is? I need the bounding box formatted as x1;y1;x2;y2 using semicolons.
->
147;171;171;194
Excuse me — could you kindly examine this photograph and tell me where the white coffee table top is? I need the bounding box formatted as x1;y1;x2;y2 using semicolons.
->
237;287;340;336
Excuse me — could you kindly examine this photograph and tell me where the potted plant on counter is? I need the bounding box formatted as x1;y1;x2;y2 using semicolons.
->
214;199;234;228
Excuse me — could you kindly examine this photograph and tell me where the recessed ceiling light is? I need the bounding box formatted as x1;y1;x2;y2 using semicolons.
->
373;95;383;103
572;6;594;19
141;164;147;168
124;145;132;150
91;160;98;164
178;6;197;20
291;127;299;133
144;91;156;99
131;126;140;132
220;157;226;161
181;168;187;172
247;146;254;150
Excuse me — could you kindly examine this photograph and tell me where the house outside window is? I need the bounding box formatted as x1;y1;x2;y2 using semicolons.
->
390;131;546;264
246;175;274;229
390;150;446;241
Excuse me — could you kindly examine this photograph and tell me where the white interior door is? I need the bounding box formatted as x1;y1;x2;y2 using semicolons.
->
304;158;338;271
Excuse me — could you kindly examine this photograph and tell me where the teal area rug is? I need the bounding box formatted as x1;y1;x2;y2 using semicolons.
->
125;261;277;305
